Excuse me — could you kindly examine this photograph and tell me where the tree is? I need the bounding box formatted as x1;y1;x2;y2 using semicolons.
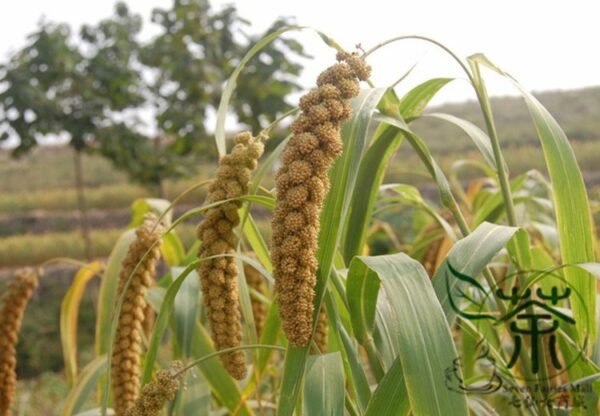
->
141;0;306;155
0;4;146;259
1;0;307;218
94;0;308;194
80;2;186;197
231;18;305;133
78;0;307;196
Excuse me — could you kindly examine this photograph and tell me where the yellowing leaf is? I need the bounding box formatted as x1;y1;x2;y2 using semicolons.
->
60;260;104;385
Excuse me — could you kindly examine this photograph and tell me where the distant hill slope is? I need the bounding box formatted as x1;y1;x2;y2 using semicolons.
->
413;86;600;153
1;86;599;194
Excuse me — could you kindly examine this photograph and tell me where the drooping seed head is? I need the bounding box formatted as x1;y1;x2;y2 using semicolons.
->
124;361;183;416
272;52;370;347
197;132;266;379
244;261;269;337
0;268;39;416
311;307;328;354
111;213;164;415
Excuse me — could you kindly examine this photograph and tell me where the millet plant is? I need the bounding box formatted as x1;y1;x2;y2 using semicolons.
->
2;27;600;416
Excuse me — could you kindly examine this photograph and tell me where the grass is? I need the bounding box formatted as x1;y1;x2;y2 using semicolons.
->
0;225;198;267
0;183;149;213
0;144;216;215
386;139;600;186
415;86;600;151
0;179;208;214
2;139;599;216
15;372;88;415
1;87;599;215
0;229;124;267
0;146;127;193
2;34;600;416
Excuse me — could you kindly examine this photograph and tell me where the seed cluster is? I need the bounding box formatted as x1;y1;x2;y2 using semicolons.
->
197;131;265;380
311;307;328;354
0;268;39;416
111;213;164;416
142;302;155;339
271;51;370;346
244;262;268;337
124;362;183;416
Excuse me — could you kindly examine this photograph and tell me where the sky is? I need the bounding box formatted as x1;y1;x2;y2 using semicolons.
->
0;0;599;115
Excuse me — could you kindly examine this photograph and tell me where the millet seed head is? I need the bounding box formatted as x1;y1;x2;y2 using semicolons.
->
111;213;164;416
0;268;39;416
197;131;266;380
271;52;370;347
124;361;183;416
311;307;328;355
244;261;269;337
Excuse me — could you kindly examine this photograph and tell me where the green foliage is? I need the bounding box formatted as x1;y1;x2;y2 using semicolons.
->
0;22;80;154
349;254;468;416
0;229;123;268
0;0;305;188
3;27;600;416
412;86;600;154
231;19;306;133
0;4;143;154
142;0;305;157
303;353;345;415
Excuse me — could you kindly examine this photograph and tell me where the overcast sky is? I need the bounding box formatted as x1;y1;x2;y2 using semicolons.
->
1;0;599;106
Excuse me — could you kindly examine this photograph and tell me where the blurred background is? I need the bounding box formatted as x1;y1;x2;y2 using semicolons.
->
0;0;598;412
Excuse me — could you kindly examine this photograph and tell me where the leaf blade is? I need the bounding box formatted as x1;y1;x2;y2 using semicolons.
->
60;261;104;385
470;53;597;345
350;253;468;416
303;352;345;416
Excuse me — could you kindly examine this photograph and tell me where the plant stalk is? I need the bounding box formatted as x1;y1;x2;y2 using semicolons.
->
73;148;93;261
471;64;518;227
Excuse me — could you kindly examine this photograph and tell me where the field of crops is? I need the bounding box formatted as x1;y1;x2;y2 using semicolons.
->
2;92;600;269
1;29;600;416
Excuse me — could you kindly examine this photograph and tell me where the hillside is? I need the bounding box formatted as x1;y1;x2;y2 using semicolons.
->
2;86;599;194
415;86;600;152
1;86;599;267
392;86;600;183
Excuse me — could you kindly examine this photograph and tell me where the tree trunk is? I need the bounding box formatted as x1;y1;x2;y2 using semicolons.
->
156;179;166;199
154;135;165;199
73;149;93;260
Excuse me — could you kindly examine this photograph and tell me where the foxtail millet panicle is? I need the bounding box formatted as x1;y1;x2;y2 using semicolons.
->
142;302;155;339
124;361;183;416
197;131;266;380
0;268;39;416
111;213;164;416
244;261;269;337
311;307;328;354
271;51;371;347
